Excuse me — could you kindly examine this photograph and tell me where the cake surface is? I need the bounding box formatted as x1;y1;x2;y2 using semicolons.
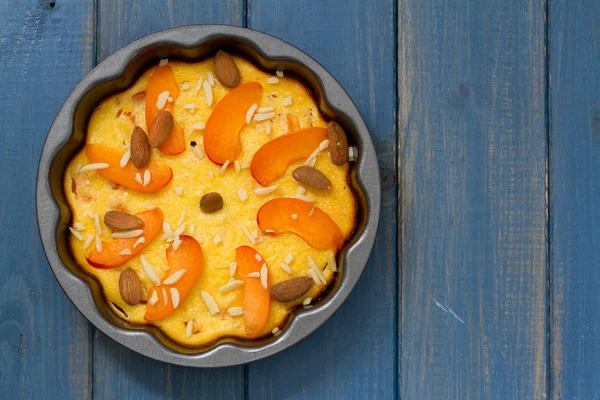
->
64;55;356;346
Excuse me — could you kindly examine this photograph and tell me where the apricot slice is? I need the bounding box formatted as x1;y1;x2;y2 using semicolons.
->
85;144;172;193
144;236;204;322
158;122;185;155
86;208;163;269
204;82;263;164
250;127;328;186
146;66;179;129
145;66;185;155
257;198;344;250
236;246;270;337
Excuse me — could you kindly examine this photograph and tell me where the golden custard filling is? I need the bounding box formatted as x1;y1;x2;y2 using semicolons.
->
64;53;357;346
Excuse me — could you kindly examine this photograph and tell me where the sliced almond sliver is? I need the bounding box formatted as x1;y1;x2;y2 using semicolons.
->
94;213;102;234
201;291;219;315
254;186;277;195
260;264;268;290
228;307;243;316
308;256;327;285
162;269;186;285
253;112;275;122
218;160;230;175
111;229;143;239
170;288;181;308
119;149;131;168
174;223;186;237
80;163;109;172
308;269;321;286
83;235;94;249
156;91;170;109
279;263;292;274
148;291;158;306
193;77;203;95
329;254;338;272
143;170;151;186
203;80;213;106
241;225;256;244
140;255;161;286
185;320;194;337
285;253;294;264
237;188;248;202
246;103;258;124
219;280;244;293
172;237;182;250
95;235;102;252
162;288;168;306
69;227;83;241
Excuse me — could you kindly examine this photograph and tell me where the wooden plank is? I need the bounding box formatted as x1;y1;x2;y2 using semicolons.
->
92;1;245;399
549;2;600;399
0;0;95;399
398;1;548;398
247;1;398;399
96;0;244;62
92;345;245;399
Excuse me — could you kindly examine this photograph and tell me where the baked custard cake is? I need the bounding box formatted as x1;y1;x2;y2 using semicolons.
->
64;51;357;346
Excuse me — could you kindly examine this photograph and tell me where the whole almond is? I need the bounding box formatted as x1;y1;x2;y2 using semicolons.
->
327;121;348;165
119;268;143;305
200;192;224;213
148;110;174;148
130;126;151;168
104;210;144;231
270;277;313;302
292;166;332;190
214;50;241;88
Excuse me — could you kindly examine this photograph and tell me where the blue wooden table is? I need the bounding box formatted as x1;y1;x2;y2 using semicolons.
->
0;0;598;398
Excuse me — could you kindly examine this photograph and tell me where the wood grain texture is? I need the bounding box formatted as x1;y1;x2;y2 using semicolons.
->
92;1;245;399
550;2;600;399
92;342;244;400
97;0;243;62
247;1;398;399
0;0;94;399
399;1;548;398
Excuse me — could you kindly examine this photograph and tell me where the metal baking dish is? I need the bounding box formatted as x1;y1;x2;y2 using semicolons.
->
36;25;380;367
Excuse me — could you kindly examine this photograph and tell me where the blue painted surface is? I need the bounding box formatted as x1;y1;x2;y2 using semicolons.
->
0;1;94;398
398;0;548;398
0;0;598;398
550;2;600;399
